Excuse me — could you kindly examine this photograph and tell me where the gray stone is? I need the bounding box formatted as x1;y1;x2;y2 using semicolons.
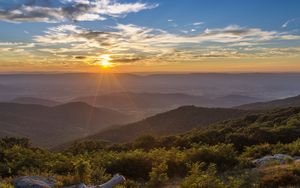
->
252;154;294;166
62;183;88;188
13;176;56;188
14;174;125;188
62;174;125;188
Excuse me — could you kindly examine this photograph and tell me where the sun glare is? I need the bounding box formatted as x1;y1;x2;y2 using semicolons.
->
97;54;112;68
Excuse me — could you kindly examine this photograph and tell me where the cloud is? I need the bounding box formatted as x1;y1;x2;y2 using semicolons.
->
282;18;299;28
29;23;300;66
0;0;158;23
193;22;204;26
36;24;300;51
74;55;87;59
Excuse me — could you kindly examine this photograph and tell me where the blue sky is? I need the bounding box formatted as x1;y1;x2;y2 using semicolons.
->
0;0;300;72
124;0;300;30
1;0;300;41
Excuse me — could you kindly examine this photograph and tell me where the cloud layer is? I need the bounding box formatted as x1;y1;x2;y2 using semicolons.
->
26;23;300;66
0;0;158;22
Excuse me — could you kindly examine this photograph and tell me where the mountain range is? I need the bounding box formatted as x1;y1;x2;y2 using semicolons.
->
237;95;300;110
2;73;300;103
2;91;300;148
10;97;61;107
85;106;253;143
0;102;133;147
71;93;300;145
72;92;261;117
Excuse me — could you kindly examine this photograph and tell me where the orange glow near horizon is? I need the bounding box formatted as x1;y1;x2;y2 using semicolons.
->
1;57;300;74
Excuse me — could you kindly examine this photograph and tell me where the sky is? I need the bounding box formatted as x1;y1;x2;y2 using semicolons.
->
0;0;300;73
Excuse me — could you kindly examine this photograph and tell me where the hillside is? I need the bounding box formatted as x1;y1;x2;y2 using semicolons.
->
162;107;300;151
0;102;133;147
237;94;300;110
86;106;252;143
10;97;61;106
3;108;300;187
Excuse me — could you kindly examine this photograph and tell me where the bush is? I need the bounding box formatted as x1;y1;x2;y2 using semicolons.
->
260;169;300;187
133;136;157;150
148;161;169;187
72;157;92;184
90;167;111;185
181;163;226;188
241;143;274;160
106;151;152;181
187;144;238;171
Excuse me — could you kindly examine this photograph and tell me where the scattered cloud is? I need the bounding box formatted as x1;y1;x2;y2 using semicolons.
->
0;0;158;23
27;23;300;65
74;55;87;59
282;18;300;28
193;21;204;26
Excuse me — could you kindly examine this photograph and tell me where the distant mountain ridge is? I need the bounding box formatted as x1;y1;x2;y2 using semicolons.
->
237;94;300;110
1;73;300;103
0;102;133;147
72;92;261;117
85;106;253;143
10;97;61;106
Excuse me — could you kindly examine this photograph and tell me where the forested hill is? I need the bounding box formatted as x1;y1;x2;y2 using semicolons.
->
0;102;133;147
2;107;300;187
160;107;300;151
237;94;300;110
85;106;253;143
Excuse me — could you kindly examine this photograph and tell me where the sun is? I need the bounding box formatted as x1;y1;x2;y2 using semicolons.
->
101;59;110;67
97;54;112;68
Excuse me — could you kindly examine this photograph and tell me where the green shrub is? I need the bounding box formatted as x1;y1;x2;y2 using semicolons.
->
187;144;238;171
72;157;92;184
106;151;152;181
148;161;169;187
181;163;226;188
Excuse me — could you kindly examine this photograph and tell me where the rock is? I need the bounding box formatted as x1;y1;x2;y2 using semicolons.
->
62;174;125;188
14;174;125;188
252;154;293;166
62;183;88;188
13;176;56;188
99;174;125;188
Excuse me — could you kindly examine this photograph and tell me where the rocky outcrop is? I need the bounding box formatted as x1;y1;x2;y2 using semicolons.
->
13;174;125;188
13;176;56;188
252;154;300;166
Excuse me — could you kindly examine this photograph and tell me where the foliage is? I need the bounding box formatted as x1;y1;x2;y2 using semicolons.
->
148;161;169;187
181;163;226;188
72;157;92;184
186;144;238;171
2;107;300;186
259;163;300;188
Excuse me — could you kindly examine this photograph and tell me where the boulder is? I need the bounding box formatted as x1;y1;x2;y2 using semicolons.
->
62;174;125;188
14;174;125;188
62;183;88;188
252;154;294;166
13;176;56;188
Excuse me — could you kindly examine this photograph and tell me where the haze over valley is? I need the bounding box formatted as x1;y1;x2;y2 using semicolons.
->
1;73;300;118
